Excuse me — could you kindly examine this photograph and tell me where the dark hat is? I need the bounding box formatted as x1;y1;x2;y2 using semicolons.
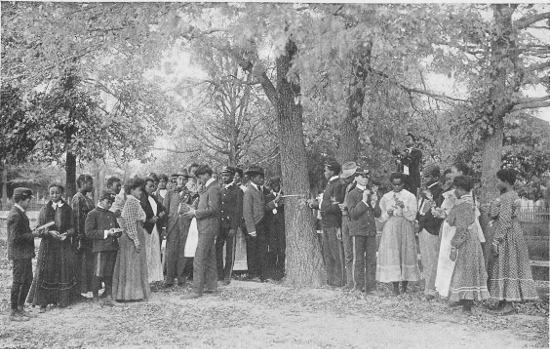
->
269;176;281;185
355;167;370;176
13;187;33;201
195;164;213;176
245;165;264;176
221;166;236;175
173;169;190;178
99;190;116;202
324;159;341;174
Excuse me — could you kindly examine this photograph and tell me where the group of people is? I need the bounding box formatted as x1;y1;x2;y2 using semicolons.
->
7;163;286;321
307;157;539;314
6;147;541;320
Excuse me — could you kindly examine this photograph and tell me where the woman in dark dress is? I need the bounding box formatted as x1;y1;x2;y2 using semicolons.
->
27;184;79;311
71;174;97;297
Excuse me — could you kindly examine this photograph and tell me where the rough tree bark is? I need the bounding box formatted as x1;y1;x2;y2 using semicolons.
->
275;40;325;287
243;39;325;287
478;5;518;246
65;151;77;199
336;41;372;164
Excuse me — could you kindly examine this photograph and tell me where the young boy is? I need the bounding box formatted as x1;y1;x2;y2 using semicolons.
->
7;187;41;321
85;191;121;306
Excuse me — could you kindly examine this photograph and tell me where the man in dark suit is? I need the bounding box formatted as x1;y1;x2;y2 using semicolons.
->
181;165;221;299
264;176;285;280
7;188;42;321
242;165;279;282
396;133;423;196
307;160;346;287
216;166;243;285
163;172;192;287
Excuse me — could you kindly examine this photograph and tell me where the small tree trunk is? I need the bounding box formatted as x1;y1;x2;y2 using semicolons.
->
275;40;325;287
65;151;77;199
1;160;8;208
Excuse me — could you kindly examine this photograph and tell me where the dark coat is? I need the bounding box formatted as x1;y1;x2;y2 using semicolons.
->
346;187;378;236
243;183;265;233
399;147;422;195
141;193;166;234
85;206;119;253
195;180;222;236
417;181;445;235
220;183;243;231
320;177;346;228
163;188;193;239
7;206;35;260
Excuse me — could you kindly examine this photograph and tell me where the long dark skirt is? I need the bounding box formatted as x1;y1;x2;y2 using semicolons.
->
27;237;79;307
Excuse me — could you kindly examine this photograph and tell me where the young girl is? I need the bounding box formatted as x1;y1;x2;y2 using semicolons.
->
28;184;79;311
446;176;490;313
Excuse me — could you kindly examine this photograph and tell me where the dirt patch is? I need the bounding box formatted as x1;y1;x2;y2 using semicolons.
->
0;280;547;349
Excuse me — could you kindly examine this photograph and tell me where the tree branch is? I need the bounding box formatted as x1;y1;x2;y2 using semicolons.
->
525;60;550;72
515;12;550;30
512;95;550;111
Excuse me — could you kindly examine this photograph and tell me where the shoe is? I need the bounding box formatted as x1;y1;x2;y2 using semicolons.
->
342;284;354;291
39;307;47;313
180;293;201;300
18;308;37;318
223;279;231;286
494;304;515;316
101;297;115;307
204;289;218;295
10;312;30;322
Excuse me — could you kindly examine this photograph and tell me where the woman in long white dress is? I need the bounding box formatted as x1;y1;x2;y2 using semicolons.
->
376;173;420;295
142;178;165;283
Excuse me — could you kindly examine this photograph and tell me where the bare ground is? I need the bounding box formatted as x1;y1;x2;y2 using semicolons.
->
0;239;548;349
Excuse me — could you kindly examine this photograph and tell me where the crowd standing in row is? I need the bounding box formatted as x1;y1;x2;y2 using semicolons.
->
306;156;539;314
7;151;540;320
7;163;287;320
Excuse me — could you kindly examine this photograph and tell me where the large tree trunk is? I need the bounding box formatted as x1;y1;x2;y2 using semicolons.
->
479;5;517;249
65;151;77;199
275;40;325;287
336;41;372;164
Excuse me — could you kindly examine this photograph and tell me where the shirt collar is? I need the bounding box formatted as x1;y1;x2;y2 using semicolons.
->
428;181;439;189
250;182;259;191
14;203;25;213
356;184;367;191
329;175;340;182
52;201;64;208
205;178;216;188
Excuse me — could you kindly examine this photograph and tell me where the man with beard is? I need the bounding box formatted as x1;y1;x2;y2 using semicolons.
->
163;171;193;287
215;166;243;285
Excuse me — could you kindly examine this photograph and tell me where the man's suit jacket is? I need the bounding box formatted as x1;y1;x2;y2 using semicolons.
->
163;188;192;238
220;183;243;231
243;183;266;234
141;193;166;234
195;180;222;236
320;177;345;228
7;206;35;260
